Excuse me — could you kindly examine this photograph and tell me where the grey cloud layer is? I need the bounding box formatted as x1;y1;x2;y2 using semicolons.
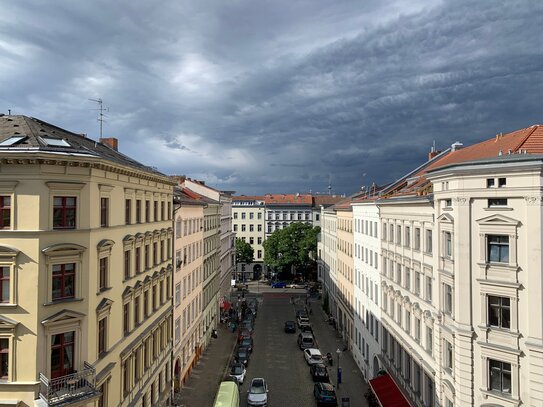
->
1;0;542;195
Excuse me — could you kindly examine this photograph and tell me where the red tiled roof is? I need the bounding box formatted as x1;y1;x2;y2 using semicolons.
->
383;124;543;199
369;374;411;407
232;195;264;201
264;194;313;205
312;195;344;207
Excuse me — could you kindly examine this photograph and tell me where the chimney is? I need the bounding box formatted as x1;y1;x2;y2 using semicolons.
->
451;141;463;152
100;137;118;151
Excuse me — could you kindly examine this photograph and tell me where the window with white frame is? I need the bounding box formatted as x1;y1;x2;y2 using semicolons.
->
444;339;453;371
444;283;453;315
488;295;510;329
444;231;452;258
487;235;509;263
414;228;421;250
489;359;511;394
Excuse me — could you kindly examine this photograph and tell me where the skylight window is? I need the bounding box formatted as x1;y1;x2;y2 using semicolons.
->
40;137;71;147
0;135;27;146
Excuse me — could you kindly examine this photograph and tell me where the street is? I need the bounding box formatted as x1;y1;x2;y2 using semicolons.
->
236;285;369;407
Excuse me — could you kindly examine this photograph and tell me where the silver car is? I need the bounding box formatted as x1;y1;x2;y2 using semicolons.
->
247;377;268;406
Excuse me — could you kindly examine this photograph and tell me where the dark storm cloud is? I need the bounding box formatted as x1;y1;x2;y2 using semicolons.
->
1;0;542;195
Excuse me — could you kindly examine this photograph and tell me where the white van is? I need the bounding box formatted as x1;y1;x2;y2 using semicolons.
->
297;332;315;350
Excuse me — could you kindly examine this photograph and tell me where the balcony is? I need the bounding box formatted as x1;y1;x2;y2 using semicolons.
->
39;362;101;406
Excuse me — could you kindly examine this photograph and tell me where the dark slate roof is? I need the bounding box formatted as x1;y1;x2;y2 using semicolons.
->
0;115;165;177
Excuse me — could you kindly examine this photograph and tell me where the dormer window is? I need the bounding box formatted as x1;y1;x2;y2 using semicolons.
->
487;178;495;188
498;178;506;187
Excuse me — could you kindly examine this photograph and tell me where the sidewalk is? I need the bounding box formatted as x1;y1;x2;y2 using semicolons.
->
174;323;238;407
309;298;370;407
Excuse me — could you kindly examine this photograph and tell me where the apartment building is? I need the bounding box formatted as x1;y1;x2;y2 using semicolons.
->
352;197;382;379
0;115;174;407
232;196;266;279
218;192;236;305
318;206;338;322
179;179;221;349
172;187;205;393
335;199;355;352
264;194;313;236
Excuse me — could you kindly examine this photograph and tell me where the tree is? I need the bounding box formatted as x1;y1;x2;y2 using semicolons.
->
263;222;320;279
236;238;254;263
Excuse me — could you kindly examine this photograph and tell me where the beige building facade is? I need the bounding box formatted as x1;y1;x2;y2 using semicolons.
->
0;115;174;407
172;188;205;393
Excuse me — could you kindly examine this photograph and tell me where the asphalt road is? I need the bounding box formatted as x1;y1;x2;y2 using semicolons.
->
239;292;318;407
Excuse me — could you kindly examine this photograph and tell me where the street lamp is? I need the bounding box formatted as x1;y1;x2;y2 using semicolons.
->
336;348;342;389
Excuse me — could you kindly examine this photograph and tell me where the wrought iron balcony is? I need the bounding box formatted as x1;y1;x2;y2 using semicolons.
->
39;362;101;406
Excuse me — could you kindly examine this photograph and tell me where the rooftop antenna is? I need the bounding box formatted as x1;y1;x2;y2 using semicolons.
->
328;174;332;195
89;98;109;138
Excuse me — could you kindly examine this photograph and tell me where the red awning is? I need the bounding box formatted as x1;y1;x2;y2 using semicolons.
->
369;374;411;407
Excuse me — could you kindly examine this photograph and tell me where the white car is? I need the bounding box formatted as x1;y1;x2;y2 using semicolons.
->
229;362;246;384
297;316;310;328
247;378;268;406
304;348;323;365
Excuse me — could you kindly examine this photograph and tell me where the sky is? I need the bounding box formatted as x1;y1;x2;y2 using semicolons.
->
1;0;543;196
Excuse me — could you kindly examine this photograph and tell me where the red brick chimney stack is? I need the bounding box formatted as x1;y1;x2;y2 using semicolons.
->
100;137;118;151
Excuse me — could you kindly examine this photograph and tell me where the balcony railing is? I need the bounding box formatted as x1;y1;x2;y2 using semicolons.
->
39;362;101;406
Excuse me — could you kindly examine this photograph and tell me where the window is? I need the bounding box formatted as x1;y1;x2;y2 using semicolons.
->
415;272;421;295
98;318;107;355
488;198;507;207
487;235;509;263
241;212;246;219
233;224;238;232
257;237;262;244
175;283;181;306
445;340;453;370
396;225;402;245
134;296;141;326
488;295;510;329
124;251;131;280
136;199;142;223
498;178;506;187
425;229;433;254
0;338;8;379
52;263;75;300
389;224;394;243
0;266;10;303
99;257;108;290
487;178;495;188
241;225;246;232
53;197;76;229
426;327;433;355
444;231;452;258
0;197;10;230
444;284;453;314
426;276;432;303
123;303;130;335
145;200;150;222
135;247;141;274
415;318;421;341
405;226;410;248
161;201;165;221
405;311;411;334
257;250;262;259
144;290;149;317
144;245;150;269
414;228;421;250
100;198;109;227
233;212;238;219
50;331;75;378
489;359;511;394
154;201;158;221
125;199;132;225
405;268;411;290
382;223;387;241
445;199;452;207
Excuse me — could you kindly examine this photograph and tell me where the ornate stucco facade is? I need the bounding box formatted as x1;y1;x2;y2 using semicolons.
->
0;115;174;407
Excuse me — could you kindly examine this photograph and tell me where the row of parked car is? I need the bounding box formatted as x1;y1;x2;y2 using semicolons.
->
227;299;269;407
284;308;338;406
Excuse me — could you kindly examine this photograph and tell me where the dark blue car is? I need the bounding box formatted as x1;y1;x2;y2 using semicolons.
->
313;382;337;406
271;281;286;288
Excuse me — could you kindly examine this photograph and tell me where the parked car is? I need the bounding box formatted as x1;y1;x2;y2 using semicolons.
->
230;362;247;384
287;282;305;289
313;382;338;406
299;322;313;333
271;281;286;288
238;329;252;342
247;378;269;407
296;309;308;318
240;337;253;353
304;348;323;365
310;363;329;382
284;320;296;333
237;346;250;366
297;316;310;328
241;320;254;333
298;332;315;350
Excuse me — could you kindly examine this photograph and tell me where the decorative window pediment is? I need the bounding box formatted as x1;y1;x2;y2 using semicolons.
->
42;309;85;326
476;213;520;227
42;243;86;256
97;239;115;254
0;314;19;332
122;286;134;300
0;245;20;261
96;298;113;315
437;213;454;224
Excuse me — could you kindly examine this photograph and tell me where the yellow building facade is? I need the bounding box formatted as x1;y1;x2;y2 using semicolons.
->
0;115;174;407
